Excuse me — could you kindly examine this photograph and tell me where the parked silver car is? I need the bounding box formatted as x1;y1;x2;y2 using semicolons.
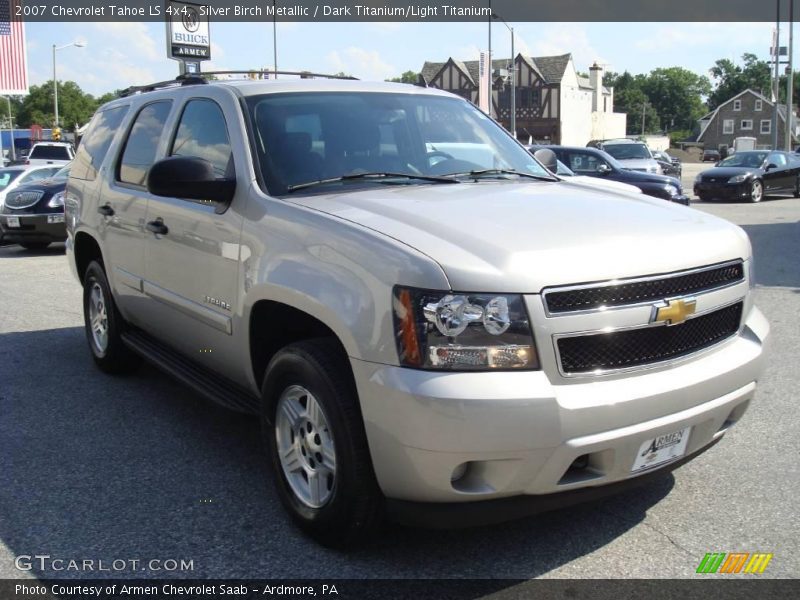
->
65;76;769;546
594;138;663;174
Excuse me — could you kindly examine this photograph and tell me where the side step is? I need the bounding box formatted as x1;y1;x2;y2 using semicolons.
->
122;329;260;415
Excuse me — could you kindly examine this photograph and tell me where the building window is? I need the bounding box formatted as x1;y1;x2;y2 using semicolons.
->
761;120;771;134
723;119;734;134
741;119;753;131
755;99;763;111
733;99;742;111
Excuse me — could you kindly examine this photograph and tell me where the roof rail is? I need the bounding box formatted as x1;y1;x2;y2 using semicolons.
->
119;76;207;97
196;70;359;80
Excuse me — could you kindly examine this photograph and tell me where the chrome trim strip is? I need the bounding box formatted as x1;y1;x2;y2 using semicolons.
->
142;280;232;335
542;259;746;317
113;266;142;293
552;298;745;378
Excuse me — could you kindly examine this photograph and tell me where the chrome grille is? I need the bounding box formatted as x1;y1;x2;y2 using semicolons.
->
556;302;743;375
544;261;744;314
4;191;44;210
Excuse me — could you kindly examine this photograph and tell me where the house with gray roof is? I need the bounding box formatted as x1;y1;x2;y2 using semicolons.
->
697;88;799;150
420;53;626;145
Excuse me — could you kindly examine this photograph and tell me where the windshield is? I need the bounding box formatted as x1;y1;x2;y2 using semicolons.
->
0;169;23;190
53;165;71;179
718;152;767;168
246;92;551;194
29;145;71;160
603;143;652;160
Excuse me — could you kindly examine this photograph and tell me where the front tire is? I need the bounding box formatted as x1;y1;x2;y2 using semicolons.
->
82;261;140;374
261;338;383;547
749;179;763;203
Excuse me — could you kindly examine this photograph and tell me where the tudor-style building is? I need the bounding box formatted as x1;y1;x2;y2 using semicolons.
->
420;53;626;145
697;89;799;150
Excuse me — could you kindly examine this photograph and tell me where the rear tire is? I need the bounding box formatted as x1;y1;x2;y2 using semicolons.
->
20;242;50;250
82;261;141;374
261;338;383;547
749;179;763;203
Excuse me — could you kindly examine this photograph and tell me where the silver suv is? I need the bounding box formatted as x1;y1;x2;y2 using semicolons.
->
66;75;769;546
595;138;662;174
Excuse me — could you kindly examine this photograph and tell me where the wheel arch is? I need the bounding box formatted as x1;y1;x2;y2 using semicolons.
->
73;231;105;284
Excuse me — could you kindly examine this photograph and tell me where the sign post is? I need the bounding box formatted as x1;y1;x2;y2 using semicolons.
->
165;1;211;76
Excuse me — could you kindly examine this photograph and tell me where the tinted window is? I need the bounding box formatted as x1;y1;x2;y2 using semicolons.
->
0;170;23;190
566;151;609;174
29;145;71;160
72;105;129;181
767;152;787;167
170;99;233;177
118;102;172;186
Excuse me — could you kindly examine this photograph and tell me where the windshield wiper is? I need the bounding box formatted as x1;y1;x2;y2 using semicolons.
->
286;172;460;193
450;168;557;182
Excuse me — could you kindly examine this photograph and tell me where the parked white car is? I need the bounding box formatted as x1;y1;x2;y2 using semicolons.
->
26;142;75;167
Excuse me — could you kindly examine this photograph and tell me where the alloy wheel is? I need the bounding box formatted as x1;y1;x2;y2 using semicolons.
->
88;282;109;353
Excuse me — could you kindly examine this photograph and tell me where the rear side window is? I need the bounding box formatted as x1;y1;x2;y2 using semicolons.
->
29;145;71;160
170;99;233;177
72;105;129;181
118;101;172;186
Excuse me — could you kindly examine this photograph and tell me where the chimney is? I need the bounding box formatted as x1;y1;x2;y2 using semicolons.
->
589;62;603;113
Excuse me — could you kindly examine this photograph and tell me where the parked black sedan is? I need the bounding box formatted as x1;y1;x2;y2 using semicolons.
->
0;165;69;250
530;145;690;205
693;150;800;203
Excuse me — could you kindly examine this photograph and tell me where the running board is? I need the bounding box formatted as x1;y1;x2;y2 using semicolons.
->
122;329;260;415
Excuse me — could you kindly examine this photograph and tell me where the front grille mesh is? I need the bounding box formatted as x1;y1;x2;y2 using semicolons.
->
557;302;743;374
4;191;44;210
545;262;744;314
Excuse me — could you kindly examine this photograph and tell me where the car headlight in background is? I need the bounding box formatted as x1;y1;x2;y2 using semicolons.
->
393;287;539;370
728;174;749;184
47;191;66;208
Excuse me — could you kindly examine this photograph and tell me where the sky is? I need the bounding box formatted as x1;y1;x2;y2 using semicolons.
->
23;21;786;97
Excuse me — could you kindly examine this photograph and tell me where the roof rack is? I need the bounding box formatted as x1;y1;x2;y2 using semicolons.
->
196;70;359;80
119;76;207;97
117;70;358;98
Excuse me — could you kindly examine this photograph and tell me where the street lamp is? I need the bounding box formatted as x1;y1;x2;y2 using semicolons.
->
52;40;87;128
493;13;516;139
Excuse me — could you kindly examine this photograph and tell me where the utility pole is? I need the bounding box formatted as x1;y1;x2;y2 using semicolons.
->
786;0;795;150
642;102;647;135
773;0;782;149
273;0;278;79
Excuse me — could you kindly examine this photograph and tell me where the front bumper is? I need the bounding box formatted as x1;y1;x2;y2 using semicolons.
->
694;181;750;200
353;305;769;508
0;213;67;243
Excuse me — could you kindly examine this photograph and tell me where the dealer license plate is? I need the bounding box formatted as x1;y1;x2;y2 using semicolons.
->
5;216;20;228
631;426;691;473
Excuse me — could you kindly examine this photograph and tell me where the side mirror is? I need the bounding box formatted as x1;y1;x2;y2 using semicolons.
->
533;148;558;174
596;163;612;175
147;156;235;212
766;163;778;171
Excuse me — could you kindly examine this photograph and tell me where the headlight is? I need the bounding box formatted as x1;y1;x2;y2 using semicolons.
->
663;184;679;197
48;191;66;208
694;173;702;183
393;287;539;370
728;174;748;184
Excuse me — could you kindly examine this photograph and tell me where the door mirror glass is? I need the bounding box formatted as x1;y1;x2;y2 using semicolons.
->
596;163;612;175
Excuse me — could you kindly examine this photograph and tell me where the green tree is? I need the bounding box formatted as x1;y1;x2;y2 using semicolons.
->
15;81;98;129
708;53;771;110
605;71;660;134
640;67;711;131
387;70;420;84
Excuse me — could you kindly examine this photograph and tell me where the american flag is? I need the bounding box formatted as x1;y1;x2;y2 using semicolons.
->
0;0;28;95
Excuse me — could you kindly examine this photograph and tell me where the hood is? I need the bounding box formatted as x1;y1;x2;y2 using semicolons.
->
12;178;68;194
615;158;659;171
699;166;761;180
568;176;643;195
617;168;680;187
286;180;751;292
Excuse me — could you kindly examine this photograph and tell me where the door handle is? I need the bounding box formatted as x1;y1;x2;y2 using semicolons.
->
98;204;115;217
146;219;169;235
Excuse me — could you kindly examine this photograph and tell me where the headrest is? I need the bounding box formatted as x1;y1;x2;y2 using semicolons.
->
279;132;312;154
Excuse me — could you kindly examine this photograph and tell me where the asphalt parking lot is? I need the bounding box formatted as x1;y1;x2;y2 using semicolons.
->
0;196;798;583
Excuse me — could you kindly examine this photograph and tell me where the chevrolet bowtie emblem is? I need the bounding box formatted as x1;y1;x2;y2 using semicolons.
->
653;298;697;326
